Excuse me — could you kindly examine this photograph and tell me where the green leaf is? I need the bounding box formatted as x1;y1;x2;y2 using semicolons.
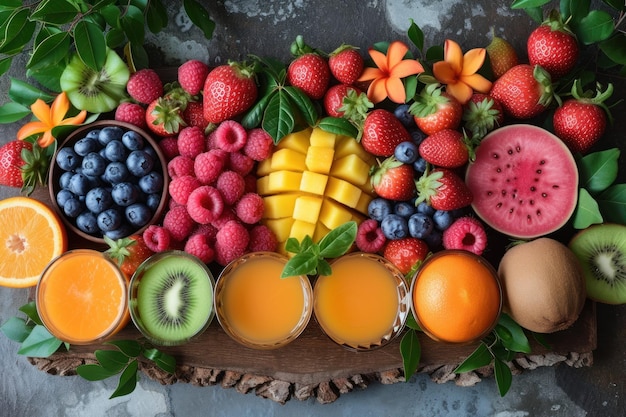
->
30;0;79;25
318;221;357;258
0;317;33;343
284;237;300;254
281;250;319;278
578;148;620;193
26;63;65;93
424;45;444;62
73;20;107;71
0;101;31;123
105;27;127;49
495;314;531;353
317;258;332;276
283;86;318;127
577;10;615;45
262;91;295;145
241;92;273;130
127;42;149;71
99;4;121;28
120;5;145;45
407;19;424;52
400;330;421;380
8;78;54;107
17;325;63;357
602;0;626;11
95;349;130;373
106;340;142;358
405;312;420;331
318;116;358;138
511;0;551;8
454;342;493;373
0;8;36;55
404;75;418;103
561;0;590;27
76;363;118;381
299;235;316;253
573;188;603;229
143;347;177;374
27;32;71;71
183;0;215;39
18;301;43;325
0;56;11;77
146;0;168;34
599;32;626;66
109;360;139;399
598;183;626;224
493;358;513;396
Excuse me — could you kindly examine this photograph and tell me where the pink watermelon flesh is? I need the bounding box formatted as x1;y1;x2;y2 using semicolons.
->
466;124;578;239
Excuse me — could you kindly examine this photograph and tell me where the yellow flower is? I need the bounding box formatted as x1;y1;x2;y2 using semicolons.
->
433;39;492;105
17;92;87;148
357;41;424;104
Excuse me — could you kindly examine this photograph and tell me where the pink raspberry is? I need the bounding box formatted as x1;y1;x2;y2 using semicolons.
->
211;208;237;230
215;241;246;266
143;225;171;252
186;185;224;224
163;205;196;242
227;151;255;176
167;155;195;179
248;224;277;252
214;120;247;152
234;193;264;224
158;137;180;161
243;128;273;161
126;68;163;104
442;216;488;255
115;102;146;128
191;223;218;243
355;219;387;253
178;59;210;96
205;130;218;150
216;170;245;205
184;232;215;264
194;149;227;185
215;220;250;265
243;174;257;194
168;174;201;205
177;126;206;158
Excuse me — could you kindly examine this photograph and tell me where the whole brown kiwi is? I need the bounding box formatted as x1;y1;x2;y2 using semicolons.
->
497;237;586;333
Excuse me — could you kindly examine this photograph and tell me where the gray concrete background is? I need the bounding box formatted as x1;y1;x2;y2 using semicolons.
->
1;1;625;416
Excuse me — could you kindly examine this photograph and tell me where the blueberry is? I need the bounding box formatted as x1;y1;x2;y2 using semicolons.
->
76;211;99;234
125;203;152;227
104;224;132;240
394;201;415;218
145;193;161;212
97;208;123;232
393;104;415;128
81;152;107;177
59;171;73;190
104;140;128;162
98;126;124;146
56;189;75;208
121;130;144;150
424;229;443;249
380;214;409;240
86;129;101;140
63;198;84;218
138;171;163;194
416;201;436;216
410;128;427;145
367;198;393;222
126;150;154;177
433;210;455;231
73;137;98;156
394;141;419;164
408;212;434;239
103;161;129;184
413;157;428;173
68;173;91;196
85;187;113;214
56;147;80;171
111;182;139;206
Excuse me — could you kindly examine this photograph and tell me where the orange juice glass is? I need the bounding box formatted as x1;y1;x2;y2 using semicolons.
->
214;251;313;349
313;252;410;351
36;249;129;345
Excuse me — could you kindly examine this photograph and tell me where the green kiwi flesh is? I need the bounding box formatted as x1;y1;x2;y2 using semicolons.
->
568;223;626;305
135;253;214;345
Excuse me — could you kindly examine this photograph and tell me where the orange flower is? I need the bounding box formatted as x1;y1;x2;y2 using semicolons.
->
433;39;492;105
17;92;87;147
357;41;424;104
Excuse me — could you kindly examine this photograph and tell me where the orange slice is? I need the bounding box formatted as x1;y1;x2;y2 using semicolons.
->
0;196;67;288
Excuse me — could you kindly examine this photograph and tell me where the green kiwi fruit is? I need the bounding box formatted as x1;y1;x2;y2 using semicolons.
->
133;251;215;345
60;48;130;113
568;223;626;305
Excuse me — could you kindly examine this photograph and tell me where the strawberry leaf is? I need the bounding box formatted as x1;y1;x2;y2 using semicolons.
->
262;91;295;144
318;116;359;138
283;86;318;127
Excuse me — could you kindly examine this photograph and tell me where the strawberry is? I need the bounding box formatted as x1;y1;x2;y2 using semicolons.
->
126;68;163;105
409;83;462;135
527;11;579;80
104;235;155;278
553;80;613;154
287;53;330;100
383;237;430;275
178;59;210;96
490;64;555;120
145;96;186;136
203;62;258;124
323;84;362;117
414;168;473;211
485;34;518;79
419;129;470;169
361;109;412;156
328;44;364;85
370;156;416;201
462;93;504;138
183;100;209;131
0;140;32;188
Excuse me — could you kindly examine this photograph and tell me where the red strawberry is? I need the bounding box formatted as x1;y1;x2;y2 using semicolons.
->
0;140;32;188
203;62;258;124
490;64;554;119
105;235;155;279
115;102;146;128
145;97;186;136
486;34;518;79
383;237;429;275
328;45;364;85
361;109;412;157
126;69;163;105
527;12;579;80
370;156;416;201
415;168;473;211
323;84;362;117
287;53;330;100
410;83;462;135
553;80;613;154
419;129;469;169
462;93;504;138
183;100;209;131
178;59;210;96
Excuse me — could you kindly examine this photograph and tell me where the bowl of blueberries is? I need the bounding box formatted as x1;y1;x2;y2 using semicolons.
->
49;120;169;244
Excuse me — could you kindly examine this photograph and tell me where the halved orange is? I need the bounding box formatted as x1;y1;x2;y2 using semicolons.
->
0;196;67;288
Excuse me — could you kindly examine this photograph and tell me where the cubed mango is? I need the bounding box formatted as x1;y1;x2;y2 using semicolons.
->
267;171;303;193
264;217;295;242
325;177;362;208
309;128;336;148
276;128;311;154
330;154;371;186
293;195;323;224
290;220;317;242
300;171;328;195
305;146;335;174
318;198;354;230
270;148;307;171
263;193;299;218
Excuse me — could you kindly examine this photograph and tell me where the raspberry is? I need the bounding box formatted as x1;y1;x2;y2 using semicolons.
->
234;192;264;224
168;174;201;205
177;126;206;158
115;102;146;128
158;137;179;160
205;130;218;150
355;219;387;253
143;225;171;252
442;216;488;255
178;59;210;96
163;205;196;241
248;224;278;252
211;208;237;230
191;222;218;243
227;151;255;176
167;155;195;179
243;128;273;161
243;174;257;194
214;120;247;152
186;185;224;224
184;232;215;264
194;149;227;184
216;170;245;205
215;220;249;265
127;69;163;105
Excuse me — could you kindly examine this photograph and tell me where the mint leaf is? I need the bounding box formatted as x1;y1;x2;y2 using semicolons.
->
281;250;319;278
318;221;357;258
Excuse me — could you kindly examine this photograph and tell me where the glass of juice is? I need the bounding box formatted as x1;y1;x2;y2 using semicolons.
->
36;249;129;345
313;252;410;351
214;251;313;350
128;250;216;346
410;250;502;344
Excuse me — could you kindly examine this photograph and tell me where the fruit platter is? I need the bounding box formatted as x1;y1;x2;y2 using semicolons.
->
0;0;624;406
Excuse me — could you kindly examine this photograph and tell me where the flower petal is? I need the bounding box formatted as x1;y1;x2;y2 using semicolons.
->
29;99;52;126
37;131;55;148
390;59;424;79
433;61;458;85
385;76;407;104
50;92;70;125
16;121;47;140
59;110;87;127
386;41;409;70
461;48;487;76
357;67;385;82
461;73;493;94
444;39;463;74
446;81;474;105
367;77;389;104
369;48;389;72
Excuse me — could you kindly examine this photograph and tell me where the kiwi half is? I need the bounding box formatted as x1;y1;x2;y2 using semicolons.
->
568;223;626;305
132;251;215;345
